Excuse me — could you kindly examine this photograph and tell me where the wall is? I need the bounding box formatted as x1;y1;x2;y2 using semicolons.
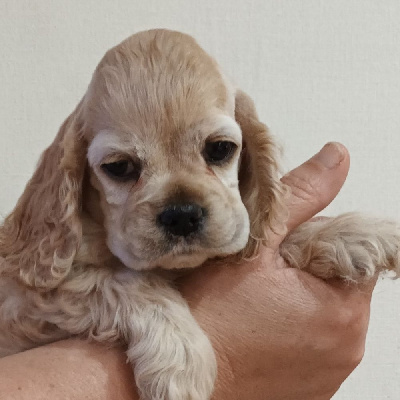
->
0;1;399;398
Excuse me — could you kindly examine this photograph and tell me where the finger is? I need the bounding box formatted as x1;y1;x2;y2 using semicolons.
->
281;142;350;233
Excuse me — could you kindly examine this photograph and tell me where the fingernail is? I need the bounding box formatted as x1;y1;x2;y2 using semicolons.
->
313;142;345;169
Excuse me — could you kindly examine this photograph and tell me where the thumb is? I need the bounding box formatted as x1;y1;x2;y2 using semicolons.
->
281;142;350;233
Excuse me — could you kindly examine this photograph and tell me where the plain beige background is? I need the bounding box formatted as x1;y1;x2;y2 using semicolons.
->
0;1;399;398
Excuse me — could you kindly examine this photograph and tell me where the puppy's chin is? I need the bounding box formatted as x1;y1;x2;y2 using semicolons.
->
154;253;210;270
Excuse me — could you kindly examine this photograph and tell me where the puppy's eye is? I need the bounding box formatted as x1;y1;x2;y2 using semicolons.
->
204;141;237;164
101;160;140;182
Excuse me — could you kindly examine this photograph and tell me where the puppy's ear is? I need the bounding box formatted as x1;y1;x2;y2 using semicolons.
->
0;102;87;289
235;90;286;258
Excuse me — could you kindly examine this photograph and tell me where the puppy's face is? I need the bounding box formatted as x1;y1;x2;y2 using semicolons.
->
84;31;249;270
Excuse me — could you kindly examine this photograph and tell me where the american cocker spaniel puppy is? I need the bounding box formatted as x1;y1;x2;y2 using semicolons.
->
0;29;399;400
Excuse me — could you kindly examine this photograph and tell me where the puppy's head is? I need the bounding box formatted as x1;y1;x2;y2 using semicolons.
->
83;30;284;270
2;30;284;286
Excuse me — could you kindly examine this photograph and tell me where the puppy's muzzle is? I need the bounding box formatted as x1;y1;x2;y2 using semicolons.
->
157;203;205;237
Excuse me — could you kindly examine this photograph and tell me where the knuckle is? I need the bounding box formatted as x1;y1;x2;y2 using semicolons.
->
329;307;367;368
339;342;366;372
350;343;366;368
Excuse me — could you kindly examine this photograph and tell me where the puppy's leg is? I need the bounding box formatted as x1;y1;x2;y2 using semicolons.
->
280;213;400;282
121;274;216;400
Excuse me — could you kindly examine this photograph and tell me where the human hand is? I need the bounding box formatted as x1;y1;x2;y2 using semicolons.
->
181;142;375;400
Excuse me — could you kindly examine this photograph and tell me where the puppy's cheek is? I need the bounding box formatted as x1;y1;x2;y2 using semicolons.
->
107;203;167;270
102;209;132;265
204;189;249;248
211;157;240;191
90;169;133;207
103;185;131;206
214;202;250;255
106;224;161;270
228;203;250;252
107;234;138;267
90;183;136;266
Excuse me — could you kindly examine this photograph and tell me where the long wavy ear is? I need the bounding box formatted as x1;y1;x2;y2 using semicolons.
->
0;103;87;289
235;90;286;258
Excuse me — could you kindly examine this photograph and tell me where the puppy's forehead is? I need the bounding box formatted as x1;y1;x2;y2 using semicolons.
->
84;29;231;138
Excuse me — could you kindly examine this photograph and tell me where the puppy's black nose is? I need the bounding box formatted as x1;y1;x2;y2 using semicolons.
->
158;204;204;237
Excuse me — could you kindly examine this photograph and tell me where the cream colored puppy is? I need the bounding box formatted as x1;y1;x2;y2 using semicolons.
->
0;29;399;400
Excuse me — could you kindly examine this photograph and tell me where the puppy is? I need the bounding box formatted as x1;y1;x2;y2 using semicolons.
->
0;29;399;400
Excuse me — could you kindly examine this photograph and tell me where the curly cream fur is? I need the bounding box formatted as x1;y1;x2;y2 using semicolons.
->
0;108;86;289
0;29;400;400
281;213;400;282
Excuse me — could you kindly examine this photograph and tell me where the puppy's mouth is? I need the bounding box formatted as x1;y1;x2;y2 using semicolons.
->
150;235;209;269
152;225;246;270
165;233;202;248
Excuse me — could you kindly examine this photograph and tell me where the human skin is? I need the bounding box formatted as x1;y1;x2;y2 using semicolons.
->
0;142;376;400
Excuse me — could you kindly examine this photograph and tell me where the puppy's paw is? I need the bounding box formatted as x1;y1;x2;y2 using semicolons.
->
127;312;216;400
281;213;400;282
